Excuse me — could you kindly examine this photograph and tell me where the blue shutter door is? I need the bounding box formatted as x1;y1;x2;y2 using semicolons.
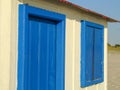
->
18;5;65;90
85;26;94;83
47;22;56;90
24;16;56;90
27;17;39;90
94;28;104;82
81;20;104;87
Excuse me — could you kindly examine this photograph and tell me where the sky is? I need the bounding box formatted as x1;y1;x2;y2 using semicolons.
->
69;0;120;46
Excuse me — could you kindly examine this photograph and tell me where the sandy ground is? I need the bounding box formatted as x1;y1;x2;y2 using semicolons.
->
108;50;120;90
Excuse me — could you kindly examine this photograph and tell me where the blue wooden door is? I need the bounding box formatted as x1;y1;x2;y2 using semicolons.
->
24;16;56;90
85;26;94;82
18;5;65;90
81;20;104;87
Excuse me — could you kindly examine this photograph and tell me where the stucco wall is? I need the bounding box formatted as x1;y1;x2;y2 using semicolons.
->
0;0;108;90
0;0;12;90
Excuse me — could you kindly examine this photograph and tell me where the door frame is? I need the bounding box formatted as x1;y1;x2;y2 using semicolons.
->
18;4;66;90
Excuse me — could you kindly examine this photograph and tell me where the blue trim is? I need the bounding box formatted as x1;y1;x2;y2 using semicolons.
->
81;20;104;88
18;4;66;90
56;20;66;90
81;21;86;87
18;5;28;90
81;20;104;29
27;5;65;21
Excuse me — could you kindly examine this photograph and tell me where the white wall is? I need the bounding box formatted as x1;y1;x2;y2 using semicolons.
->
0;0;108;90
0;0;12;90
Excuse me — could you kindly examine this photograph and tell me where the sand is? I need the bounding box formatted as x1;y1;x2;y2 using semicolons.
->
108;50;120;90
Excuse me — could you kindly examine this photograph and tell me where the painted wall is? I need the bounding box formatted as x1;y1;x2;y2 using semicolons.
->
0;0;108;90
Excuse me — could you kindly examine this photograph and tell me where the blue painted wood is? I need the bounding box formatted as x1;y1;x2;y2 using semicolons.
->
27;17;57;90
81;21;86;87
94;28;104;82
85;26;94;82
28;17;39;90
18;5;29;90
27;5;65;22
39;20;49;90
81;20;104;88
47;23;56;90
18;4;65;90
56;21;65;90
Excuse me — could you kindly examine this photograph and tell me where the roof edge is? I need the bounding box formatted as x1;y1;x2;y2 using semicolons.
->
59;0;120;22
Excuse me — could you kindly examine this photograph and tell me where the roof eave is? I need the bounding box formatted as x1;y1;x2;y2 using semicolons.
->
59;0;119;22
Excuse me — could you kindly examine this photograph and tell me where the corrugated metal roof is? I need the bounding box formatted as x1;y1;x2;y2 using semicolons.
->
58;0;119;22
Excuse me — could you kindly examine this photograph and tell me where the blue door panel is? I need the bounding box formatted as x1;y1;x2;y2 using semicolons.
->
81;20;104;87
29;18;39;90
85;26;94;82
47;24;56;90
40;21;50;90
25;16;56;90
94;28;103;80
18;4;65;90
